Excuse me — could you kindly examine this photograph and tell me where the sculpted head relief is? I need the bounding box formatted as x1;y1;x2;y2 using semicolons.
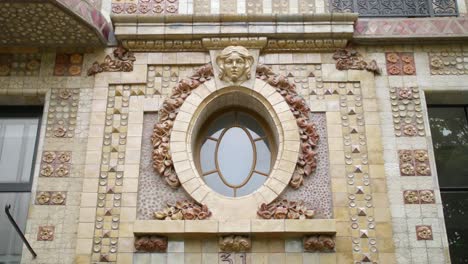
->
216;46;254;84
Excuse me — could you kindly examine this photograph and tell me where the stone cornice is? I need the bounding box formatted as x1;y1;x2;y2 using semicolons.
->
112;13;357;52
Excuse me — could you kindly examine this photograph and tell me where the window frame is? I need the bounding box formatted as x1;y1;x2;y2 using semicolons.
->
194;107;278;197
0;106;43;193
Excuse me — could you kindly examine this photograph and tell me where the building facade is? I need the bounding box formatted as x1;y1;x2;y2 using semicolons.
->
0;0;467;263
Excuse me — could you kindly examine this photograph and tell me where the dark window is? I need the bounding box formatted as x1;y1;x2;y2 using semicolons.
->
0;106;42;264
428;105;468;263
330;0;458;17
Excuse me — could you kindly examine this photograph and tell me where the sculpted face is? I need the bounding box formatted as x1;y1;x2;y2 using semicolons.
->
223;52;246;82
216;46;254;84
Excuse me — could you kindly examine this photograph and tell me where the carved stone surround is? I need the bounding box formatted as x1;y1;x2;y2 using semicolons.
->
113;14;357;52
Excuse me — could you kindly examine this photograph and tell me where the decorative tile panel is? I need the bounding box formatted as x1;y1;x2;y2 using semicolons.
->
46;89;80;138
147;65;202;96
429;51;468;75
220;0;236;13
35;191;67;205
323;81;380;262
37;226;55;241
416;225;433;240
193;0;210;13
403;190;435;204
246;0;262;14
40;151;72;177
299;0;315;13
389;87;425;137
265;64;318;99
355;17;468;38
272;0;289;14
0;53;41;77
92;85;132;262
398;150;431;176
54;53;84;76
386;52;416;76
111;0;179;14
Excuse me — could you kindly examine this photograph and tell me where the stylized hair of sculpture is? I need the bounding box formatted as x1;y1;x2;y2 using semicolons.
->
216;46;254;82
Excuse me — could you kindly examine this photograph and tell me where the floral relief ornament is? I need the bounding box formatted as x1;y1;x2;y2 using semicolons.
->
416;226;433;240
37;226;54;241
303;235;335;252
332;49;381;74
219;235;251;252
419;190;435;204
152;64;213;188
154;200;212;220
42;152;56;163
257;199;315;219
256;64;319;188
134;236;168;252
36;192;51;205
216;46;254;85
87;46;136;76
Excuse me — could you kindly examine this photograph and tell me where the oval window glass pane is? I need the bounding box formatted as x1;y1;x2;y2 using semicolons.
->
204;173;234;197
238;112;265;139
200;139;216;173
254;140;271;174
236;173;266;197
217;127;254;187
207;112;235;139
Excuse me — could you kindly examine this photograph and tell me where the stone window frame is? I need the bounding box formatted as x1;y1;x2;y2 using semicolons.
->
169;80;300;218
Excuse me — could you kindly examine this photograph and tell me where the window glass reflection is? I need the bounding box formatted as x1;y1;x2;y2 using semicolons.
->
198;110;273;197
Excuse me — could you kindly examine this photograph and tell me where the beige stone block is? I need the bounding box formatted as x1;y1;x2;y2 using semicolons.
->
326;112;342;124
172;151;189;163
267;178;287;195
268;253;286;264
77;223;94;238
118;237;135;253
121;64;147;83
327;125;343;138
328;138;344;151
82;178;98;193
284;140;300;153
179;102;197;116
123;178;139;193
191;185;209;202
369;165;386;178
127;123;143;137
278;160;296;174
285;253;302;263
219;219;251;233
251;219;285;232
375;222;393;238
281;150;298;163
171;130;187;142
80;193;97;207
133;220;184;234
124;164;140;178
86;137;103;151
185;253;202;264
170;141;187;153
373;193;389;208
252;253;268;264
79;207;96;223
185;220;218;233
183;177;202;194
116;253;133;264
331;179;347;193
202;253;218;264
120;207;137;222
261;187;279;203
271;169;292;185
90;112;106;125
122;193;138;207
284;219;336;233
85;151;101;165
125;149;141;164
319;253;337;264
177;169;197;183
119;222;134;238
91;99;107;112
76;238;93;254
330;166;346;178
329;151;345;165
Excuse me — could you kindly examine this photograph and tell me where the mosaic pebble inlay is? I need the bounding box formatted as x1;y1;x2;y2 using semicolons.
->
429;51;468;75
46;88;80;138
389;87;425;137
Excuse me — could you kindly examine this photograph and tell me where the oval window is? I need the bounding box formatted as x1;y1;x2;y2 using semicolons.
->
197;110;274;197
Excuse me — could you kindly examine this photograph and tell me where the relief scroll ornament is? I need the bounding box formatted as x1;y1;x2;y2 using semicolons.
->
215;46;254;85
219;235;251;252
87;46;136;76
